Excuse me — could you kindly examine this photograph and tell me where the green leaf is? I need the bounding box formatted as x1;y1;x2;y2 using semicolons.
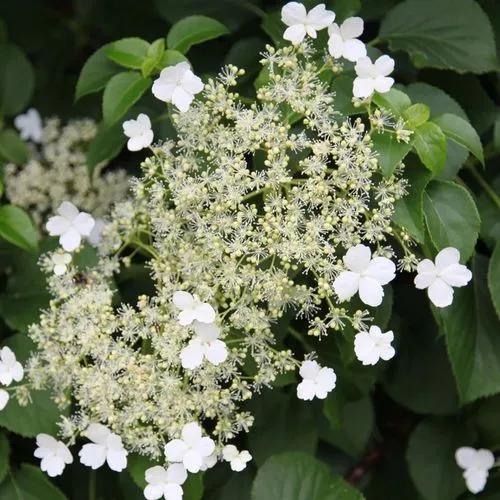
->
402;103;430;129
406;418;474;500
251;452;364;500
0;433;10;483
472;394;500;448
86;121;127;177
75;44;121;101
106;37;150;69
488;244;500;319
423;180;480;261
142;38;165;77
261;11;283;46
327;0;361;22
372;131;412;178
184;473;204;500
128;454;155;489
102;71;151;126
393;164;432;243
0;128;29;164
330;75;359;116
159;49;188;69
0;464;67;499
438;255;500;403
372;88;411;115
413;122;447;173
432;113;484;165
379;0;498;73
0;205;38;252
494;116;500;153
166;15;229;54
0;43;34;116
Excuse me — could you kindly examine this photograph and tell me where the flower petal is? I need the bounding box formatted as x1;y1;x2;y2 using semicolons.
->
58;201;79;220
281;2;307;26
106;447;128;472
427;278;454;308
172;86;194;113
73;212;95;236
440;263;472;287
341;39;366;62
60;228;82;252
340;17;364;39
173;291;194;310
297;379;316;400
165;439;188;462
307;4;335;29
46;216;71;236
464;468;488;494
283;24;307;44
353;77;375;98
144;484;165;500
79;443;107;469
182;422;202;445
358;276;384;307
299;360;320;380
374;76;394;94
0;389;9;410
364;256;395;285
333;271;360;301
166;463;187;485
85;423;111;444
374;55;394;76
180;342;204;369
327;33;344;59
435;247;460;271
204;340;228;365
183;449;203;473
195;303;216;324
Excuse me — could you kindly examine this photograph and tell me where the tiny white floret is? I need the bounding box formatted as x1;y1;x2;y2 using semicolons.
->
328;17;366;62
79;423;128;472
333;244;395;307
14;108;43;143
122;113;154;151
297;360;336;400
51;252;72;276
353;55;395;98
281;2;335;45
414;247;472;308
164;422;215;473
46;201;95;252
455;447;495;494
144;463;187;500
0;346;23;386
152;62;203;113
222;445;252;472
354;326;395;366
34;434;73;477
180;321;228;369
172;291;216;326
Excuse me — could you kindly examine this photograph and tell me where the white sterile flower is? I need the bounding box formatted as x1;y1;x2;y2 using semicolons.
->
87;218;107;247
354;326;395;366
79;423;128;472
180;321;228;369
327;17;366;62
152;62;204;113
455;447;495;494
353;55;395;98
164;422;215;473
14;108;43;143
0;390;9;410
281;2;335;45
51;252;72;276
144;464;187;500
200;452;218;471
0;346;23;386
333;244;395;307
222;445;252;472
414;247;472;308
34;434;73;477
297;360;336;401
46;201;95;252
172;291;216;326
122;113;154;151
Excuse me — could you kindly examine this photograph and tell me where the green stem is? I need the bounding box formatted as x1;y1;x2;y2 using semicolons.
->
89;470;96;500
467;165;500;209
367;37;381;47
231;0;266;18
288;326;314;353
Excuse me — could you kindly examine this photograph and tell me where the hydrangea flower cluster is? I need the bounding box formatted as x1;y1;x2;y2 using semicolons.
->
5;2;476;497
4;116;130;229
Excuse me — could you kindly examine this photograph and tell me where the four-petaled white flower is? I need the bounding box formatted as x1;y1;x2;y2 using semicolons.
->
354;326;395;366
328;17;366;62
0;346;23;386
144;464;187;500
180;321;228;369
88;218;107;247
281;2;335;45
353;55;395;98
414;247;472;308
455;447;495;494
164;422;215;473
200;452;218;471
14;108;43;143
51;252;72;276
333;244;395;307
46;201;95;252
122;113;154;151
79;423;128;472
172;291;216;326
0;390;9;410
34;434;73;477
297;360;336;400
152;62;204;113
222;445;252;472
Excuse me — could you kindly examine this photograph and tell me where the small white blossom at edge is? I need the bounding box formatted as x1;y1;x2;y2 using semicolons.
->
0;390;9;410
79;423;128;472
354;326;395;366
0;346;23;386
297;360;336;401
152;62;204;113
281;2;335;45
88;218;107;247
328;17;366;62
172;291;216;326
222;445;252;472
123;113;154;151
164;422;215;473
14;108;43;143
144;463;187;500
455;447;495;494
46;201;95;252
34;434;73;477
51;252;72;276
333;244;395;307
353;55;395;98
414;247;472;308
